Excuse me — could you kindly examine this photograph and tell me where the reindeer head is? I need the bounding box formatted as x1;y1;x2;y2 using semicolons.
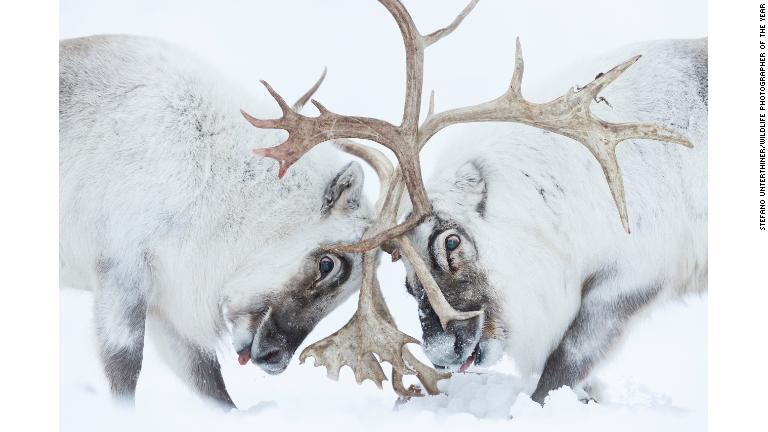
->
222;160;369;374
241;0;691;394
402;160;507;373
222;73;372;375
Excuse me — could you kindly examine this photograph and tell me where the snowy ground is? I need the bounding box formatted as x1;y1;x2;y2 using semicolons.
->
61;269;706;431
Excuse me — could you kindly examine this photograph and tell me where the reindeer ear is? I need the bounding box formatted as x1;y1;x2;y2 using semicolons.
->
451;160;487;217
321;161;364;215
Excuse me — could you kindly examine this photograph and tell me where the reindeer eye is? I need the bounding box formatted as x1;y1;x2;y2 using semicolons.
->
445;235;461;252
318;256;335;276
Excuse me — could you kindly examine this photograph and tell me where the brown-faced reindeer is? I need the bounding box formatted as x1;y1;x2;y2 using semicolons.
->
241;0;694;401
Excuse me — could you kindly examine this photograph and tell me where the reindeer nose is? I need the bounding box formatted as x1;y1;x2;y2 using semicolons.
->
420;302;483;368
251;337;290;375
446;315;482;357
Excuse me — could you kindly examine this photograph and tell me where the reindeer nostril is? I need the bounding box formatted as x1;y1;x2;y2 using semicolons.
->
448;315;482;354
255;349;281;364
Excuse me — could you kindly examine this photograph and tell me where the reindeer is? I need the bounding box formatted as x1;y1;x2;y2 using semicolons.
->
402;38;707;403
241;0;699;403
59;35;373;407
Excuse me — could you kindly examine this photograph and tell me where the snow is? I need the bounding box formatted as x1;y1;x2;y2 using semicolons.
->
61;280;706;431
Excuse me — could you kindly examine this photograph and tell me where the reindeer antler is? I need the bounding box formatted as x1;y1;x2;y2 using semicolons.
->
243;0;482;251
299;247;450;396
417;38;692;233
244;0;691;237
291;67;327;112
302;135;480;396
244;0;694;397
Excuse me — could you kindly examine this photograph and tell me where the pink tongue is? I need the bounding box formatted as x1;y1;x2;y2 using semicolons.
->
238;351;251;366
458;352;476;373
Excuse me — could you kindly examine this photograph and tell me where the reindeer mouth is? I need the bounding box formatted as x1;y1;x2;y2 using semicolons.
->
237;333;291;372
232;307;297;375
433;342;482;373
458;343;482;373
237;348;252;366
233;307;272;367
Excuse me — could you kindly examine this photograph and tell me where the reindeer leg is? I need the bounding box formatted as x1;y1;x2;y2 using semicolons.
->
93;255;151;403
147;314;235;409
531;272;662;405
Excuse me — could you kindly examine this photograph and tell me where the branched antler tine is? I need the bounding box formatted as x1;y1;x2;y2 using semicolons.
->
300;251;421;390
299;331;389;387
510;37;524;96
244;71;327;178
402;349;448;395
378;0;479;131
588;146;630;233
368;263;448;397
614;122;694;148
423;0;480;47
579;55;641;101
353;353;388;388
243;77;405;180
259;80;292;115
240;108;277;130
323;212;424;254
417;40;694;232
397;236;482;330
391;350;448;397
593;122;691;233
378;0;425;132
392;370;421;397
322;171;411;255
292;67;328;111
240;82;293;155
310;99;331;114
426;90;436;119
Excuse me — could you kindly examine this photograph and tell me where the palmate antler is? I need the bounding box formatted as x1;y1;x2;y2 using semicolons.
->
242;0;693;396
300;138;451;396
298;247;449;396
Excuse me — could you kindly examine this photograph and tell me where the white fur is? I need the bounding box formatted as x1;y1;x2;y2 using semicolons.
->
423;38;707;375
59;35;370;352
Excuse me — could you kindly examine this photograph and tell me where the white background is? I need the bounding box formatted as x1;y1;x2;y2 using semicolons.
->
1;0;765;431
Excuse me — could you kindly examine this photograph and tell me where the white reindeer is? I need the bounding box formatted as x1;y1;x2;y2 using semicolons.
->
402;38;707;403
59;34;372;407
